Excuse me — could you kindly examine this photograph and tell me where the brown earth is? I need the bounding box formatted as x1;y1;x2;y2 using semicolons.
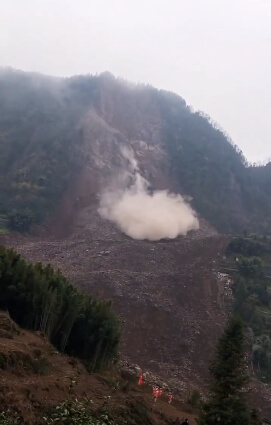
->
1;206;225;383
0;311;197;424
2;212;271;416
1;206;271;417
2;183;271;418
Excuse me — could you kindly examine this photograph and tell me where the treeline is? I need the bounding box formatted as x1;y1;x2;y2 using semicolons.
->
158;91;271;235
199;317;259;425
226;236;271;381
227;235;271;257
0;246;120;371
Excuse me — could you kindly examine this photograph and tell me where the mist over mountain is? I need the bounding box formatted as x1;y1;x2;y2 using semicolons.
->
0;67;270;235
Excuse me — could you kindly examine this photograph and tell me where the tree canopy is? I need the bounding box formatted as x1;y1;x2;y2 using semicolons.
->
158;92;271;234
198;317;258;425
0;246;120;371
226;235;271;381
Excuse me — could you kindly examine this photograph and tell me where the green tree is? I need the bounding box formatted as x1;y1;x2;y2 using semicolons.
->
237;257;263;279
198;317;258;425
0;246;120;371
7;208;35;232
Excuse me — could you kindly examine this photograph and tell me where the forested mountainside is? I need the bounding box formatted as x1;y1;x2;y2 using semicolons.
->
0;67;271;234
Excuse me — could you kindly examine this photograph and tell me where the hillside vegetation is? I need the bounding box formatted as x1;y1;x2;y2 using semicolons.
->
0;68;271;234
0;311;197;425
0;246;120;371
223;235;271;382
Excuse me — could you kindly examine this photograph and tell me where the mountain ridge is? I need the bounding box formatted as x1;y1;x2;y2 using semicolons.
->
0;67;271;235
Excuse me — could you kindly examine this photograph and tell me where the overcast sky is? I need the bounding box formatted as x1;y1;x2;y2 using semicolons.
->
1;0;271;163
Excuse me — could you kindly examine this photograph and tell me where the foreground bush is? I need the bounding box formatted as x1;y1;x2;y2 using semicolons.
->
0;411;18;425
44;400;117;425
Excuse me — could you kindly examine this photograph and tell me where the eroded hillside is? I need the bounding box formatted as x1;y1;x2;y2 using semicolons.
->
0;311;199;425
2;211;271;416
1;209;223;383
1;68;271;234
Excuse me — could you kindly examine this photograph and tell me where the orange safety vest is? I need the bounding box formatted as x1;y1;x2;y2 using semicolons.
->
138;374;143;386
153;387;158;397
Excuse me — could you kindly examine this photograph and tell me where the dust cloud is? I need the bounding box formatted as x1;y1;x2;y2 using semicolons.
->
98;147;199;241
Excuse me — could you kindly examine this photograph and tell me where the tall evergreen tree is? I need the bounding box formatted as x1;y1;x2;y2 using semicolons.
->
198;317;259;425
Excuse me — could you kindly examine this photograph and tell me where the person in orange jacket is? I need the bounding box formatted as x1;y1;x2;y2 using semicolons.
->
138;373;143;386
152;386;159;402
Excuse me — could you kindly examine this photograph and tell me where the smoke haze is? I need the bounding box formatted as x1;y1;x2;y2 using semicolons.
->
98;147;199;241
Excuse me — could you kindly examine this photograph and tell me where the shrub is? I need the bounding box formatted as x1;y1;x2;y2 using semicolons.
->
44;400;117;425
0;411;19;425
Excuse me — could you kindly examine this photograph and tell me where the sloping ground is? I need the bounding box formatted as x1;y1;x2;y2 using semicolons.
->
0;311;197;425
1;206;226;388
2;210;271;415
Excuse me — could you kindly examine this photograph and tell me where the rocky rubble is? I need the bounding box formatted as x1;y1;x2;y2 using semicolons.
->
2;207;271;415
0;209;227;390
119;358;188;399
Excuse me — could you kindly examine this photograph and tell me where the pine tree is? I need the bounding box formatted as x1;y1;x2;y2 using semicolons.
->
198;317;259;425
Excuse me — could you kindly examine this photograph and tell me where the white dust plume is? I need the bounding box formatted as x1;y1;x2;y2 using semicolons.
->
98;147;199;241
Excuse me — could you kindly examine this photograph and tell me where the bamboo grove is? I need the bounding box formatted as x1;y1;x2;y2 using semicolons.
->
0;246;120;371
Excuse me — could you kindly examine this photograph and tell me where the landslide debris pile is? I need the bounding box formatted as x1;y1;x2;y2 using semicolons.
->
1;210;226;390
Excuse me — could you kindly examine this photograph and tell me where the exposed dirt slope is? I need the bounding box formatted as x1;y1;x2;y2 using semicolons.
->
2;69;271;235
0;311;197;425
2;209;271;416
1;205;226;388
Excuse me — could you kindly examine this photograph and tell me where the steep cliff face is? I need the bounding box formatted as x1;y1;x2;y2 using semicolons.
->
45;109;179;237
1;68;271;235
